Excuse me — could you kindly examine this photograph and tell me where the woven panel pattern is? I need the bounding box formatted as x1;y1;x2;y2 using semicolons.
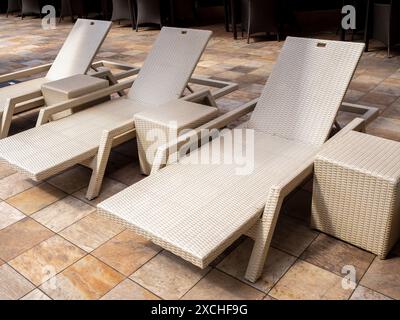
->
46;19;112;81
128;27;212;105
134;100;218;174
98;131;318;266
247;37;364;147
312;131;400;257
0;98;148;180
0;78;47;113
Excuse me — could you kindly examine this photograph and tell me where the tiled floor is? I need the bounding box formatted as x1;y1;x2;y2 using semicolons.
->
0;15;400;300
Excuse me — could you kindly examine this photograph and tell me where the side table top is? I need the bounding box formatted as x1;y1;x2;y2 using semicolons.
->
41;74;108;97
134;99;218;128
316;130;400;182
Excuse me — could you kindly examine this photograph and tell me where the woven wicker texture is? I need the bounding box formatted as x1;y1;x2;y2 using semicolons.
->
247;37;365;147
99;131;319;267
128;27;212;105
134;100;218;174
45;19;112;81
0;19;111;115
312;131;400;257
0;98;148;180
98;37;365;273
0;78;47;114
0;27;212;183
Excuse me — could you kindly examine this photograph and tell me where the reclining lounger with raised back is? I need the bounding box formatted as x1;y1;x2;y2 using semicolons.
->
0;27;225;200
0;19;113;138
97;37;366;283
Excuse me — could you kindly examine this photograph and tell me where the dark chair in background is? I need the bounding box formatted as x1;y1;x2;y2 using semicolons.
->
136;0;162;31
21;0;41;19
59;0;101;21
101;0;113;20
6;0;21;17
111;0;136;26
60;0;86;20
241;0;281;43
371;0;400;57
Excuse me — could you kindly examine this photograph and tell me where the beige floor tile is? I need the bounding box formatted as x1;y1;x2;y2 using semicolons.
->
269;260;353;300
344;89;366;103
31;196;95;232
109;163;144;186
383;98;400;120
359;91;398;110
301;234;375;282
373;78;400;96
21;289;52;300
0;162;15;180
360;256;400;300
93;230;161;276
6;183;66;215
40;255;124;300
60;213;125;252
101;279;159;300
183;269;264;300
47;166;91;194
73;178;127;206
350;285;392;300
367;117;400;141
0;201;25;230
272;215;318;257
0;218;53;261
213;70;243;80
131;251;209;300
0;173;38;200
348;74;383;92
217;239;296;293
0;264;35;300
9;235;85;286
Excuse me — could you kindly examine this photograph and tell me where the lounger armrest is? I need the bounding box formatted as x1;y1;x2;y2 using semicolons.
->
0;64;52;83
102;119;136;139
263;118;367;209
150;98;259;174
0;91;43;139
323;117;365;149
36;79;134;126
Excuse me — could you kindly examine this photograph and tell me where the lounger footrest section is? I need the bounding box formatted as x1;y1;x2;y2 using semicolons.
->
98;190;263;269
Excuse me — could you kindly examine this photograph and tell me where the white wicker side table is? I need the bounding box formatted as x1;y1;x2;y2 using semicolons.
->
312;130;400;258
41;74;109;119
134;100;218;175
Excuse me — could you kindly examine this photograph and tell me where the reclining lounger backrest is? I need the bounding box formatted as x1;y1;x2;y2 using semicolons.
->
45;19;112;81
247;37;365;147
127;27;212;106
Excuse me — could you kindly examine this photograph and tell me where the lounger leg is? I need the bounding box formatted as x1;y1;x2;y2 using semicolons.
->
85;122;135;200
0;100;15;139
86;130;114;200
245;188;283;283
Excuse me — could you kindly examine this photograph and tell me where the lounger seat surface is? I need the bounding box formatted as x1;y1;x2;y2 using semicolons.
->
0;78;47;113
98;131;319;267
0;98;151;180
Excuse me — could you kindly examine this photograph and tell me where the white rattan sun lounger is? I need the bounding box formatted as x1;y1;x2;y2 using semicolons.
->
0;27;221;200
0;19;112;138
97;37;367;283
